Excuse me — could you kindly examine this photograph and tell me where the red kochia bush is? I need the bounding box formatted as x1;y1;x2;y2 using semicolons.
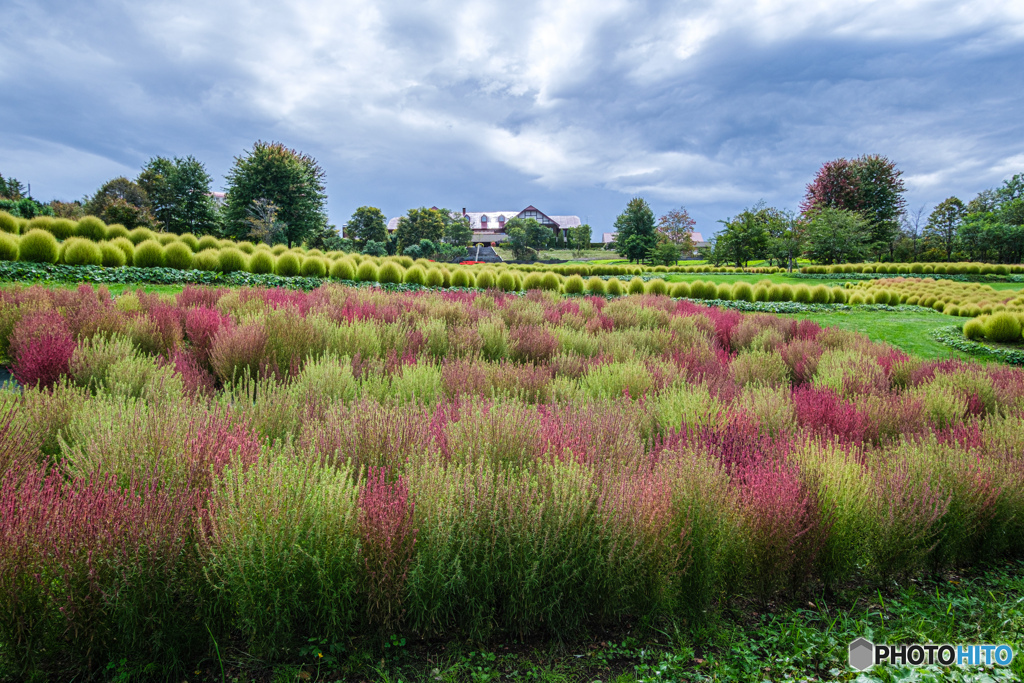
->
508;325;559;364
10;310;76;389
792;385;866;444
358;467;417;634
0;467;208;674
184;306;232;366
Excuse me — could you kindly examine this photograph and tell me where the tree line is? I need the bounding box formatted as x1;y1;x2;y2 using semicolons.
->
610;155;1024;266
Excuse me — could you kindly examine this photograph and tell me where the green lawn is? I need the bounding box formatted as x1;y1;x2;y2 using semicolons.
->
782;308;973;360
0;282;187;296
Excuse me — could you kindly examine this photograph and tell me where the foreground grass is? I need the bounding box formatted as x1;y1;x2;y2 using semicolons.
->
174;560;1024;683
0;281;187;297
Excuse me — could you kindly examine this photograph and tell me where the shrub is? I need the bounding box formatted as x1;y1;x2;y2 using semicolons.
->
451;269;473;288
523;273;544;290
792;284;812;303
17;229;59;263
127;227;157;245
377;261;404;284
355;260;379;282
586;277;606;295
329;258;356;280
48;218;78;240
178;233;199;250
626;277;645;295
193;249;221;271
730;349;789;388
425;268;445;288
26;217;55;234
61;237;103;266
962;317;985;341
645;278;668;296
97;242;126;267
475;270;496;289
0;211;19;234
196;235;220;252
809;285;831;304
235;241;256;254
245;250;273;274
299;256;327;278
670;281;690;298
74;216;106;240
606;278;623;296
715;283;733;300
983;312;1022;343
216;248;247;273
164;242;196;270
133;239;165;268
563;274;585;294
0;233;18;261
831;287;847;304
9;311;76;389
157;233;178;246
732;281;754;302
275;252;301;277
541;272;561;291
110;237;135;264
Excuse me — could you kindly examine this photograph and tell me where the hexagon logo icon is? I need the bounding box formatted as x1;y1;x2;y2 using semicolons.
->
849;638;874;671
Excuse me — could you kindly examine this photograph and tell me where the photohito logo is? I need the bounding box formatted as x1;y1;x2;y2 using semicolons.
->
849;638;1015;671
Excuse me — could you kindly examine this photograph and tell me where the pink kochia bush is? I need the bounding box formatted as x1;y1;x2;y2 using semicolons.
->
3;282;1024;674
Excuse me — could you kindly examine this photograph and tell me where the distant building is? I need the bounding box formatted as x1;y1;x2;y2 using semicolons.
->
602;231;708;251
387;206;582;245
209;192;227;206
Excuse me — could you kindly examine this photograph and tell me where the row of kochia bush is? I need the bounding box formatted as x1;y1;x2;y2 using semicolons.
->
850;278;1024;320
802;262;1023;276
0;212;795;277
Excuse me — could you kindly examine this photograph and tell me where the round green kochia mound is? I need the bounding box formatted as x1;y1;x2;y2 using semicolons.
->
99;242;127;267
0;211;20;235
109;237;135;265
218;248;249;273
128;227;158;245
300;256;328;278
403;265;426;286
61;237;103;266
377;261;404;284
425;268;445;288
194;249;221;272
196;235;220;252
249;250;276;274
76;216;107;241
450;269;472;288
275;252;301;277
586;277;606;295
133;239;165;268
49;219;79;240
164;242;196;270
0;233;19;261
329;259;355;281
355;261;379;282
606;278;623;296
983;312;1022;343
17;229;59;264
105;224;129;240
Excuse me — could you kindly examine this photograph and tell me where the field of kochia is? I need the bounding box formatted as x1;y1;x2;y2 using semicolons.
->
1;282;1023;678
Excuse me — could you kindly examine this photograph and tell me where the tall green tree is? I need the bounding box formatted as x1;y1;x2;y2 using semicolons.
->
802;208;870;264
223;141;328;248
396;207;445;252
0;173;26;200
343;206;387;249
614;197;657;263
139;156;219;235
716;207;770;267
437;209;473;247
923;197;967;261
802;154;906;259
568;223;593;258
84;177;155;228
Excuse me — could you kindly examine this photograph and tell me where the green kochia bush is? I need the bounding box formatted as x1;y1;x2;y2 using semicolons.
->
164;242;196;270
17;229;59;263
132;240;165;268
75;216;107;240
983;312;1022;343
355;261;379;283
50;219;78;240
329;258;355;281
249;250;276;274
99;242;127;267
218;248;249;274
193;249;221;272
0;211;20;234
299;256;328;278
275;252;301;277
61;237;103;266
0;233;18;261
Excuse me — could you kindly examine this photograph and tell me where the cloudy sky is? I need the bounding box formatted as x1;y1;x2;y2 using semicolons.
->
2;0;1023;234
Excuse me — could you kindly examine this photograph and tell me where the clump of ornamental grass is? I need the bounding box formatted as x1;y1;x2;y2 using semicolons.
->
202;454;361;658
450;269;474;288
606;277;623;296
495;270;517;292
216;247;248;273
74;215;107;240
132;239;165;268
732;281;754;302
191;248;220;271
248;249;275;274
0;210;19;234
540;272;561;291
670;281;690;298
127;227;157;245
424;267;445;288
376;260;404;284
646;278;668;296
0;466;211;677
16;229;59;264
300;255;328;277
983;311;1022;343
729;349;789;388
274;252;300;277
69;334;137;390
163;241;195;270
98;241;126;267
626;277;646;295
209;322;269;385
508;325;560;364
354;260;378;282
60;237;103;266
0;232;18;261
9;310;75;390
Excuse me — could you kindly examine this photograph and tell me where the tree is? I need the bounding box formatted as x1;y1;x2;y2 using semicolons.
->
137;157;177;230
657;206;696;254
395;207;445;252
244;198;287;245
503;218;553;253
437;208;473;247
716;208;770;267
305;224;345;251
85;177;155;228
223;141;328;248
648;240;681;266
343;206;387;249
802;155;906;260
802;208;870;264
505;223;537;261
614;197;657;263
568;223;592;258
0;173;26;200
923;197;967;261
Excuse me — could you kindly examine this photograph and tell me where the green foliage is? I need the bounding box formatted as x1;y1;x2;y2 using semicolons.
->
568;222;593;257
84;176;155;228
396;207;445;252
0;211;19;234
132;240;165;268
61;237;103;266
75;216;107;241
355;260;379;282
648;240;681;266
50;218;79;240
109;237;135;265
99;242;127;267
329;258;355;281
983;312;1023;343
343;206;388;249
361;240;387;257
275;252;300;277
438;208;473;247
614;197;657;263
377;261;404;284
716;208;770;266
403;265;426;285
249;250;275;274
127;227;157;245
0;233;18;261
138;155;219;235
223;141;328;248
216;248;247;273
627;276;646;294
299;256;327;278
163;242;195;270
17;228;59;263
563;274;585;294
802;208;870;264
